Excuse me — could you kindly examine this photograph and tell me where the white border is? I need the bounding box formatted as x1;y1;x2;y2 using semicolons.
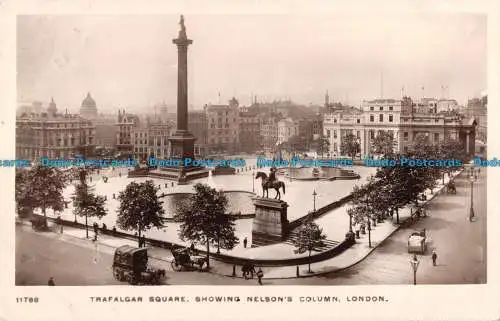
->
1;1;499;321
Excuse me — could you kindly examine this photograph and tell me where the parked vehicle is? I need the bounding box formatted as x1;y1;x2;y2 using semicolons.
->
170;247;207;271
408;229;427;254
30;215;50;232
112;245;165;285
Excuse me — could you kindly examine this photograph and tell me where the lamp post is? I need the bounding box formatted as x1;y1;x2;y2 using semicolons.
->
409;254;420;285
469;174;475;222
252;171;255;193
312;189;317;213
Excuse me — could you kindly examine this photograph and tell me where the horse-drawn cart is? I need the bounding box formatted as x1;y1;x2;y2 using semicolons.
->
170;248;207;271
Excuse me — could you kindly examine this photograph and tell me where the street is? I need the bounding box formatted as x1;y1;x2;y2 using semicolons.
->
16;171;486;286
273;170;487;285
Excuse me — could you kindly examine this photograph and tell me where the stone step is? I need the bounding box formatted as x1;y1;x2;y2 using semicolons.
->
283;232;339;252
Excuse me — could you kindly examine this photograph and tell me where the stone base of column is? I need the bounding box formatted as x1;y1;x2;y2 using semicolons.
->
251;197;289;246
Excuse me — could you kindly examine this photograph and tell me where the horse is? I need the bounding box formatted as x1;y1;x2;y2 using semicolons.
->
241;263;256;279
255;171;286;200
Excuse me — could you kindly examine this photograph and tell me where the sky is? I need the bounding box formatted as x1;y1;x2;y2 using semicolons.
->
17;13;486;113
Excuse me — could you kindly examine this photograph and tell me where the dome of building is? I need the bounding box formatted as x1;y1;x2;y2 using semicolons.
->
80;92;98;119
47;97;57;115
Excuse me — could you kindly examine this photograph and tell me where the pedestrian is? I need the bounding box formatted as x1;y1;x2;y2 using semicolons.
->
48;277;55;286
112;226;117;236
432;249;437;266
257;268;264;285
243;237;248;248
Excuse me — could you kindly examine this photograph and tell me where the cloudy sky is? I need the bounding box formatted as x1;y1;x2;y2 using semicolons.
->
17;13;486;112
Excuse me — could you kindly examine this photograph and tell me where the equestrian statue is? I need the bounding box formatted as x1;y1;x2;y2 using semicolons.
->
255;167;286;200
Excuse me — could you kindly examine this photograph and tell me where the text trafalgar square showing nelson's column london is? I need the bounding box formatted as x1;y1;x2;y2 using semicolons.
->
14;13;486;289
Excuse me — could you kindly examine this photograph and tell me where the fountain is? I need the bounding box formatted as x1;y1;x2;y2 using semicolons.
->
286;166;360;181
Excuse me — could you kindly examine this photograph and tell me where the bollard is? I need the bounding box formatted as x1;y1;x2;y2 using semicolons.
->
296;265;300;277
232;265;236;277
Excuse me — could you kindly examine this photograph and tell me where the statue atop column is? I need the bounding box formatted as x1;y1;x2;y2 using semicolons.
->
179;15;187;39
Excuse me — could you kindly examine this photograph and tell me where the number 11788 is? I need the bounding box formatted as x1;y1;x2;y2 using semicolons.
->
16;297;39;303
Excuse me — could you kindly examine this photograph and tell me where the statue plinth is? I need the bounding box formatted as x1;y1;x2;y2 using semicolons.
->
251;197;289;245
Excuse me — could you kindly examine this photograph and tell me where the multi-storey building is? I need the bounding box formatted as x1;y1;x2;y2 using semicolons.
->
188;110;207;156
323;96;477;158
204;98;240;155
16;98;95;160
239;108;261;153
465;96;487;143
277;118;300;145
115;110;140;157
132;121;172;162
323;106;364;157
260;117;278;152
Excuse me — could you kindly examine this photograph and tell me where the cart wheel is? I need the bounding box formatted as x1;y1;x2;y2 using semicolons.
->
171;260;182;271
113;268;120;280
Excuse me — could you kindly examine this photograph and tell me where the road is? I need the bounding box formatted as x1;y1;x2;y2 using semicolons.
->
272;170;487;285
16;171;486;286
16;226;249;286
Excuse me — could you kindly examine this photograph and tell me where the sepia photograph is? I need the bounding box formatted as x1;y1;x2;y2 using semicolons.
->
13;12;489;289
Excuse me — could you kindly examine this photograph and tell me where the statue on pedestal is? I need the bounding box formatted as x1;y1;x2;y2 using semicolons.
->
255;167;286;200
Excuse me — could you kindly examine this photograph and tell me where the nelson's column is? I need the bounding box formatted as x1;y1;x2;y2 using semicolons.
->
163;15;208;184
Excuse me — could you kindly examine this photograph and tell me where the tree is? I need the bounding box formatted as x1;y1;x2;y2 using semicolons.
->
72;169;107;238
22;165;67;226
371;131;397;158
117;180;166;247
349;181;377;247
175;183;238;269
288;135;308;153
292;219;327;273
15;168;34;218
340;133;360;159
312;137;330;158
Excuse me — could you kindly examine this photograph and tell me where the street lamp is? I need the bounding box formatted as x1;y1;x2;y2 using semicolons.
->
409;254;420;285
312;189;317;213
252;171;255;193
469;174;475;222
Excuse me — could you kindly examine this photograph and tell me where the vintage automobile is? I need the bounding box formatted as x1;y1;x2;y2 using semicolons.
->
170;247;207;271
407;229;427;254
112;245;166;285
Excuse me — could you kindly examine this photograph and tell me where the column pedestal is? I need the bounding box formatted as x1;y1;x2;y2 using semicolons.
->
251;198;289;246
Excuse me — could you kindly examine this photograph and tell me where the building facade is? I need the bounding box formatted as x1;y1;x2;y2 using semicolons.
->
260;117;278;153
115;110;140;157
277;118;300;145
204;98;240;155
323;97;476;158
188;110;207;156
132;121;172;162
16;99;95;160
239;109;261;153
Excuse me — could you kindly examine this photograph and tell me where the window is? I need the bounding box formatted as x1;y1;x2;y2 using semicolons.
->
356;131;360;138
370;106;374;111
334;143;338;152
379;114;383;122
370;130;375;139
334;118;337;123
357;119;360;123
389;115;393;122
434;133;439;141
389;106;394;111
370;115;374;122
333;130;337;138
403;132;409;141
379;106;383;111
326;130;331;137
